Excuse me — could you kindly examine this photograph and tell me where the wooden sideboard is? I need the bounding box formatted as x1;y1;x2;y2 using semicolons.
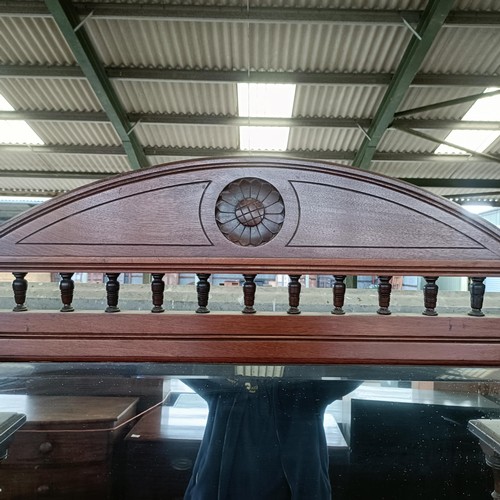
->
2;156;500;499
0;412;26;461
0;395;137;499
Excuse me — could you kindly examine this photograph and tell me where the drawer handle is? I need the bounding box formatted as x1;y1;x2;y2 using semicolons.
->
36;484;50;495
39;442;53;454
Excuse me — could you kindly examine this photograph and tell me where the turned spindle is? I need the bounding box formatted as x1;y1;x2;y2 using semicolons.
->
59;272;75;312
242;274;257;314
151;273;165;313
377;276;392;315
12;272;28;312
422;276;439;316
287;275;301;315
105;273;121;313
196;273;211;314
468;277;486;317
332;275;346;315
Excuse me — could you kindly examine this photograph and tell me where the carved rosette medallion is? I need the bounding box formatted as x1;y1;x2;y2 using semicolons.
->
215;178;285;246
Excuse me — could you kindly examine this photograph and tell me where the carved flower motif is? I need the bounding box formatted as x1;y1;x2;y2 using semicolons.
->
215;178;285;246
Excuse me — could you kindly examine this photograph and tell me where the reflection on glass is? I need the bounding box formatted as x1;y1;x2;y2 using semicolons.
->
0;363;498;499
182;376;360;499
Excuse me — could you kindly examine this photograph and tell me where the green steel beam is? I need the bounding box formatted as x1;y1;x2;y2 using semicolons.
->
2;109;500;131
403;179;500;189
392;119;500;131
0;110;109;122
0;110;369;127
0;188;67;198
0;65;84;78
445;191;500;200
352;0;454;169
2;64;500;87
458;201;500;207
1;143;498;163
0;170;111;180
394;127;500;164
44;0;148;170
4;168;500;190
395;89;500;118
1;2;500;27
0;144;124;155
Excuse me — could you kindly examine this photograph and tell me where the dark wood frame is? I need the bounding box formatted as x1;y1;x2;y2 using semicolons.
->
1;157;499;366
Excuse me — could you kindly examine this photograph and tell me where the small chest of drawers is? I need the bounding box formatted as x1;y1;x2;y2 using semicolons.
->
0;395;137;499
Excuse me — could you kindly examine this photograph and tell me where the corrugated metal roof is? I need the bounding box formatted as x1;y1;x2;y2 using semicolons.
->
397;87;487;119
113;80;237;114
147;155;197;167
293;85;385;118
88;19;411;72
1;0;500;203
378;129;447;153
372;161;500;180
136;123;238;148
428;187;500;197
0;78;101;112
288;127;363;151
0;177;94;194
28;121;121;146
0;16;74;65
421;27;500;75
89;1;499;12
94;0;426;7
0;151;129;173
487;136;500;155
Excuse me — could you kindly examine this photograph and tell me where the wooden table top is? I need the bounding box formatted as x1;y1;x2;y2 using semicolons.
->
0;394;138;426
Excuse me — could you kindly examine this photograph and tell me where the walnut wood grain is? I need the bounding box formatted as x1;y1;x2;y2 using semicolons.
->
423;276;439;316
0;312;498;365
59;272;75;312
11;272;28;312
332;275;346;315
1;158;500;272
150;273;165;313
1;157;500;368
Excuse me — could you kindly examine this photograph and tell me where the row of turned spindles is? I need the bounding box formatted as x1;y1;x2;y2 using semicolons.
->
9;272;488;317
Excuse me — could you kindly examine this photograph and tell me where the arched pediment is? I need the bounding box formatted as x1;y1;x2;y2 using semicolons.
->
1;157;500;274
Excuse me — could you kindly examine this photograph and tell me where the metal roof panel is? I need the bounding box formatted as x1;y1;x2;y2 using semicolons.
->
88;18;411;72
113;80;237;114
0;16;74;65
28;122;121;146
136;123;239;148
288;127;363;151
0;78;101;112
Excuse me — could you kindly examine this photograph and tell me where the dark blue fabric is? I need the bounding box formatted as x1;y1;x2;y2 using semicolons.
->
183;378;360;500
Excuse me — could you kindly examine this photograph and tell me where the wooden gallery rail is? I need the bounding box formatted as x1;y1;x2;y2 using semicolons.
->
0;157;499;365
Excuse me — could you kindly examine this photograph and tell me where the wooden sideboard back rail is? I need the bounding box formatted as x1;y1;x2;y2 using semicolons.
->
1;157;500;365
2;271;490;318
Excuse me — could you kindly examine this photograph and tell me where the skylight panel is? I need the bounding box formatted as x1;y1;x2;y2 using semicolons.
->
463;204;493;215
237;83;296;118
0;93;44;145
435;88;500;155
240;126;290;151
435;130;500;155
237;84;296;151
0;95;15;111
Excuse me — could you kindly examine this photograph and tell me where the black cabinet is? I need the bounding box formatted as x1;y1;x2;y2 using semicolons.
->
347;389;500;499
